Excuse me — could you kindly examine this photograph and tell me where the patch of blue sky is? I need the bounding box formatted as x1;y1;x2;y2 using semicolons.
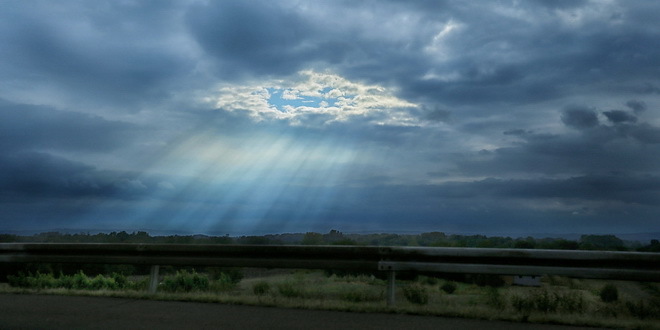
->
267;87;340;111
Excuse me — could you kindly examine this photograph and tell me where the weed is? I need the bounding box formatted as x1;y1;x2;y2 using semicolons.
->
511;293;533;314
340;287;383;303
72;271;91;289
160;270;209;292
253;281;270;296
208;267;243;284
626;300;659;319
403;283;429;305
485;286;505;310
600;284;618;303
89;274;118;290
534;289;558;313
277;282;303;298
419;275;439;286
440;281;457;294
556;291;585;314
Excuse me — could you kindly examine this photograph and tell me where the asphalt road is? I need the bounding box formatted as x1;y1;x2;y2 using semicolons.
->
0;293;599;330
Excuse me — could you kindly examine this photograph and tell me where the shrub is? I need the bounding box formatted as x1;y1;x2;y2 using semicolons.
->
211;272;238;291
599;284;618;303
556;291;585;314
440;282;457;294
110;273;128;289
533;289;558;313
419;276;439;285
7;272;57;289
161;270;209;292
341;288;383;303
7;272;31;288
252;281;270;296
511;294;533;314
208;267;243;284
485;286;505;310
403;283;429;305
89;274;118;290
32;272;57;289
277;282;303;298
72;271;91;289
58;273;75;289
625;300;658;319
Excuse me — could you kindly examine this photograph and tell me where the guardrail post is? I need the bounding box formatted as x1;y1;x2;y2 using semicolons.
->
149;265;160;294
386;270;396;306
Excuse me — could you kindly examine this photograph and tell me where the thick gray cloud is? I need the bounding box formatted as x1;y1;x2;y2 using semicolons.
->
603;110;637;124
626;100;647;113
561;106;599;129
1;0;659;236
0;99;138;152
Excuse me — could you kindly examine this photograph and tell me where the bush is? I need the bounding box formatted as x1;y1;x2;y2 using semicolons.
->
72;271;91;289
599;284;618;303
403;283;429;305
161;270;209;292
341;288;383;303
7;272;31;288
110;273;129;289
533;289;558;313
625;300;659;319
556;291;585;314
440;281;457;294
211;272;238;291
7;271;142;291
485;286;505;310
208;267;243;284
277;282;303;298
252;281;270;296
89;274;118;290
419;276;439;286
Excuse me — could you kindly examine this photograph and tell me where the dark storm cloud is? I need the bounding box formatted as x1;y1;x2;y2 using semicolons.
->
0;1;192;109
459;175;660;205
456;104;660;178
0;150;164;201
1;1;660;235
626;100;647;113
0;100;138;152
603;110;637;124
561;106;599;129
185;1;349;77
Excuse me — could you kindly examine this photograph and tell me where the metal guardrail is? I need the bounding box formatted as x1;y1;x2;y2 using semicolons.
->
1;243;659;305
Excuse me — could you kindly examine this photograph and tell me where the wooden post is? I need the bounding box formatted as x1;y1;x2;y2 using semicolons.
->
149;265;160;294
387;270;396;306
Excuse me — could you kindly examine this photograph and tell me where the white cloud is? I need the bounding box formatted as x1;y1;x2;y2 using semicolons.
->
207;70;418;126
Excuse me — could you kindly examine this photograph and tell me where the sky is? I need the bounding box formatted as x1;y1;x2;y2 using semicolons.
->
1;0;660;236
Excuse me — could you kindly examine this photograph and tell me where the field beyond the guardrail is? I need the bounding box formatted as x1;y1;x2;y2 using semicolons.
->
2;268;658;329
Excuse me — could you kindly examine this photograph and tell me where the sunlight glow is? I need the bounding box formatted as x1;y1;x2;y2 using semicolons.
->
207;70;419;126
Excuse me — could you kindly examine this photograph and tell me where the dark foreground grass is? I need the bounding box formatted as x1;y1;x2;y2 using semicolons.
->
2;271;659;329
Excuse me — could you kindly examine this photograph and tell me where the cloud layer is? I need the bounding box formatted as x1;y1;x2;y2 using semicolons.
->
1;0;659;235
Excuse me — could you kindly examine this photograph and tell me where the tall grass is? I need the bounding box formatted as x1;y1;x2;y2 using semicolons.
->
4;270;659;328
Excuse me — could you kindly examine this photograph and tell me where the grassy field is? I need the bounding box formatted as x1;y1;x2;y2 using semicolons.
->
2;269;659;329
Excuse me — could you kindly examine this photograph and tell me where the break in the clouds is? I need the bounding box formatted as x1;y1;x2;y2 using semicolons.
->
1;0;660;236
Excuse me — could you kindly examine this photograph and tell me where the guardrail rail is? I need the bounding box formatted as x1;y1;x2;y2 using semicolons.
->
1;243;658;305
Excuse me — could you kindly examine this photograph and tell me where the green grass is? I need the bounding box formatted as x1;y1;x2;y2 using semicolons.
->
2;270;659;329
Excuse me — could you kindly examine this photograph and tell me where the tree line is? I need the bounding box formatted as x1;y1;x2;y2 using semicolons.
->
1;230;658;252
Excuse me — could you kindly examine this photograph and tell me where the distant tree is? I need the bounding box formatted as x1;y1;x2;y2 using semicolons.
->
301;232;323;245
514;240;536;249
579;235;625;251
236;236;270;245
637;239;660;252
